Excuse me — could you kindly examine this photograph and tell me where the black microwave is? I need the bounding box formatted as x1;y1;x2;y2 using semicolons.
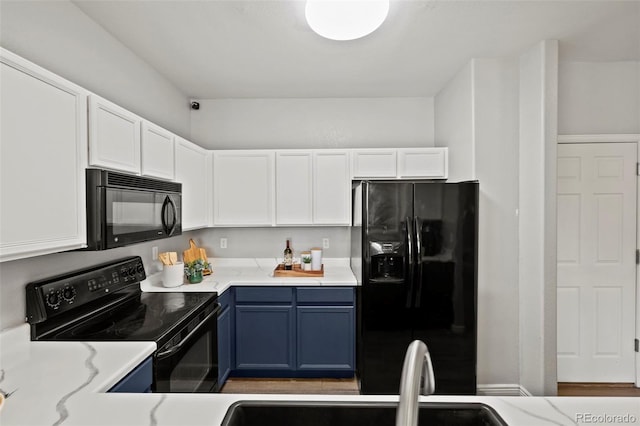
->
86;168;182;250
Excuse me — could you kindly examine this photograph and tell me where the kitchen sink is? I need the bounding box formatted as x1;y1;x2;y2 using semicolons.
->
221;401;508;426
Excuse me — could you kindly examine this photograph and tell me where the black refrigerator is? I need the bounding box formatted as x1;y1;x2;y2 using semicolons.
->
351;180;478;395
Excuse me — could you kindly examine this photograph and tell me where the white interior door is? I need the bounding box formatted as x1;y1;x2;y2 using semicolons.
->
557;142;637;383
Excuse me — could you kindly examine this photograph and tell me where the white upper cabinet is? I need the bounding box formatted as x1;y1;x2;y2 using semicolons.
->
276;151;313;225
0;49;88;261
352;149;397;178
352;147;448;179
88;94;141;174
141;121;174;180
175;137;209;230
313;150;351;225
397;148;448;179
213;150;275;226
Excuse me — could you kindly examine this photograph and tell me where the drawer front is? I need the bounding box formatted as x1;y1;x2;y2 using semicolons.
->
297;287;355;304
235;286;293;303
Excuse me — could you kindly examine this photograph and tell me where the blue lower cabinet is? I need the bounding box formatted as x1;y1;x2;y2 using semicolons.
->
108;356;153;393
230;286;356;378
218;289;234;388
235;305;295;371
297;306;355;374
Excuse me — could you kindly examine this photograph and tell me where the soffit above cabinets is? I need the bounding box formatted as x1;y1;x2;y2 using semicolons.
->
72;0;640;99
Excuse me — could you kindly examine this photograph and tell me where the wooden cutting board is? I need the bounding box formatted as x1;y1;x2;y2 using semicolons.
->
183;239;212;275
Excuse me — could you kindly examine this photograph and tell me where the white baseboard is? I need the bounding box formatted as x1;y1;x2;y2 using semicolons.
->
477;384;532;396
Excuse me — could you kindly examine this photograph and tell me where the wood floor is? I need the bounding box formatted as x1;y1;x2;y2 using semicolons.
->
220;378;360;395
557;382;640;397
222;379;640;397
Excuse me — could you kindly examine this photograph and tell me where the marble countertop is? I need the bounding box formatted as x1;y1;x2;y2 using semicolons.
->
140;258;358;294
3;259;639;426
1;324;639;426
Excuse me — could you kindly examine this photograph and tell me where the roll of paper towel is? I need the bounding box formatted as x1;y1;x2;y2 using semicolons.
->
311;248;322;271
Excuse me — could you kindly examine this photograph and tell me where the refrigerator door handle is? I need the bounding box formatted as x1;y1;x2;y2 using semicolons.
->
405;216;415;308
414;216;423;308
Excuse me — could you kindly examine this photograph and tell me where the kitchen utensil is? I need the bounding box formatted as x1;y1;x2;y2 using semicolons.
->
183;239;212;275
159;252;178;266
183;239;201;264
158;252;170;266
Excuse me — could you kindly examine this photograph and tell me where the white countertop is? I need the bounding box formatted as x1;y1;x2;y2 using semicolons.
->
140;258;358;294
1;324;639;426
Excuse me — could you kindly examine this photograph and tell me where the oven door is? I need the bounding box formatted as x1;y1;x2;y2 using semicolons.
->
105;188;181;249
153;303;220;393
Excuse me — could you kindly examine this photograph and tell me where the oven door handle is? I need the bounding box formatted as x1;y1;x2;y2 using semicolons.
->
155;303;221;360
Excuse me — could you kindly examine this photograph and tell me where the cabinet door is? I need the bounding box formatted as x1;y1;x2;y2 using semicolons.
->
276;151;313;225
235;305;295;370
108;357;153;393
88;94;141;174
313;151;351;225
0;50;88;262
217;289;234;387
213;151;275;226
217;303;232;386
397;148;448;179
141;121;174;180
297;306;355;372
175;137;209;230
352;149;397;178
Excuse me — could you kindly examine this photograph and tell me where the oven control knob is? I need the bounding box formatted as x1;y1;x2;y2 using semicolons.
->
62;286;76;303
136;263;144;275
46;290;61;309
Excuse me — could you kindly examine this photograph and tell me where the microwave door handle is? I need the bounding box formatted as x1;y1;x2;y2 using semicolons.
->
155;304;221;360
161;196;169;233
161;196;177;236
166;196;177;235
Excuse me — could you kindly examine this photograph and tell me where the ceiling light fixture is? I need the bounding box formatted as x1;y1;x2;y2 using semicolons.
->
305;0;390;41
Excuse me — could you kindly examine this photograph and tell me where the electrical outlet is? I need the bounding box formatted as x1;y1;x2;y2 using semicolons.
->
152;246;158;261
322;238;330;249
220;238;227;249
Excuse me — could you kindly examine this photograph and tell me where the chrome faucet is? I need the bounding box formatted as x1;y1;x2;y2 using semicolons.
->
395;340;435;426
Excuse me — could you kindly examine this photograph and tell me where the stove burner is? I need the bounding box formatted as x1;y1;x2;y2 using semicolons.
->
115;316;164;338
67;303;164;340
70;319;117;338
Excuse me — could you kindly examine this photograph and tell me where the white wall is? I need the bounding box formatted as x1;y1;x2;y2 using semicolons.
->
0;232;208;331
0;0;190;138
559;61;640;135
435;58;522;391
0;0;196;331
518;40;558;396
190;98;435;150
198;227;351;259
434;63;475;182
472;58;521;387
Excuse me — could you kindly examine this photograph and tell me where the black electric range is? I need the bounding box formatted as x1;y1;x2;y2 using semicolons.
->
26;256;220;393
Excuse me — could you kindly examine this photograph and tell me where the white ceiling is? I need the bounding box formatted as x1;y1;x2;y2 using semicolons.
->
73;0;640;99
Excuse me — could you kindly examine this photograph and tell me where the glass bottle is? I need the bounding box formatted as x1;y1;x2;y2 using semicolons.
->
284;239;293;270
